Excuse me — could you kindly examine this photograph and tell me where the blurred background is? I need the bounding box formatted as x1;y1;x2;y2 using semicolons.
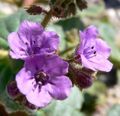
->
0;0;120;116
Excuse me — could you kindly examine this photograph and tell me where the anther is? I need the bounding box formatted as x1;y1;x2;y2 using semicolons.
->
25;42;28;45
94;51;96;54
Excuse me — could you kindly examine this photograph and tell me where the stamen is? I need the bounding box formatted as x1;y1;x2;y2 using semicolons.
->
84;47;91;52
94;51;96;54
33;40;35;44
87;54;96;59
20;48;25;51
35;71;48;85
84;45;97;59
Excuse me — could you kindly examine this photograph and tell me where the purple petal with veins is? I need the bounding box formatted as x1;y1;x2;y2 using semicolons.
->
8;20;59;60
75;25;113;72
16;55;72;108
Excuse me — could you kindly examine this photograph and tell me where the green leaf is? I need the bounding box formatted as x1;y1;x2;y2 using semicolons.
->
54;17;84;56
0;55;23;93
79;2;104;18
0;91;25;113
36;110;46;116
0;37;9;49
0;11;6;19
0;52;24;112
37;86;84;116
50;0;57;4
117;70;120;85
56;17;84;31
86;81;107;105
0;66;12;93
107;104;120;116
87;81;107;96
0;21;9;40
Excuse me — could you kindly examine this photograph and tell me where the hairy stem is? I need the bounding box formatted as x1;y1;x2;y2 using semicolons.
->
41;9;52;28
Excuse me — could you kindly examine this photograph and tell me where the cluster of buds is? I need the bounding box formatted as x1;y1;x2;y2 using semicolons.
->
26;5;47;15
50;0;88;17
26;0;88;18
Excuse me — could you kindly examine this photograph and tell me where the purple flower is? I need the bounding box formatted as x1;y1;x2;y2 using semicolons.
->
75;25;113;72
8;20;59;60
16;55;72;108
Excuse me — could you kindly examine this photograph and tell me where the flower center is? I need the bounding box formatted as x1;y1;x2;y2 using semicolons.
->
32;71;49;91
27;41;40;55
35;71;48;85
28;46;40;55
83;46;97;59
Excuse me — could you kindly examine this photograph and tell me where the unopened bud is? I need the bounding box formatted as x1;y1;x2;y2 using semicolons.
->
7;81;38;110
23;99;37;110
69;62;95;89
68;3;76;15
51;5;66;18
75;71;93;89
26;5;47;15
76;0;87;11
7;81;20;98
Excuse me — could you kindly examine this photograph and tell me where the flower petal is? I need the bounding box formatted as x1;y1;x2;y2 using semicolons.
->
89;56;113;72
48;76;72;100
84;25;99;39
95;60;113;72
44;55;69;76
77;26;98;54
18;20;44;50
25;55;69;76
81;54;96;71
18;20;44;35
16;68;34;95
96;38;111;58
42;31;59;51
76;25;113;72
8;32;27;59
26;85;52;108
75;31;85;55
25;56;45;74
8;20;60;60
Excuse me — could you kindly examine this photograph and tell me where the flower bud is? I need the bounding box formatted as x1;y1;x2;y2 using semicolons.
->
51;5;66;18
75;71;93;89
76;0;87;11
7;81;20;98
26;5;48;15
68;3;76;15
69;62;95;89
7;81;37;109
23;99;37;110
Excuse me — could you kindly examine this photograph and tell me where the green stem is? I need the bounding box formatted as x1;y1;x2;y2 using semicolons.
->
60;46;75;56
41;10;52;28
